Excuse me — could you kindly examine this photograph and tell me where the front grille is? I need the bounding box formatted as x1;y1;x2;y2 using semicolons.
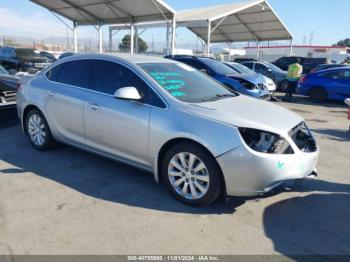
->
289;122;317;153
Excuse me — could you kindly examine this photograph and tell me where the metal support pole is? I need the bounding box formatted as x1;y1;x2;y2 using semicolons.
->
289;39;293;56
73;22;78;53
130;22;135;55
256;41;260;60
99;24;103;54
206;20;211;57
171;15;176;56
109;27;113;51
228;42;232;61
135;28;139;54
166;25;170;55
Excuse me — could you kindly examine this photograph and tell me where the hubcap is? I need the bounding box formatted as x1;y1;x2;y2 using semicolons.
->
168;152;209;200
28;114;46;146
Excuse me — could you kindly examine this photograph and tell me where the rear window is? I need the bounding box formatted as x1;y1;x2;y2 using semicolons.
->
46;63;64;81
55;60;91;89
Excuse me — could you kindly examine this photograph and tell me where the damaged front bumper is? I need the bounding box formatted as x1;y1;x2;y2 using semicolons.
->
217;144;319;197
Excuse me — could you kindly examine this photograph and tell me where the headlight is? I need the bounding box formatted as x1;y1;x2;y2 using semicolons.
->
23;62;34;66
239;128;293;154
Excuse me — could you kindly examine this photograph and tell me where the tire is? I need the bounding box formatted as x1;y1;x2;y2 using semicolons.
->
278;80;288;93
309;87;327;103
161;142;223;207
25;109;56;150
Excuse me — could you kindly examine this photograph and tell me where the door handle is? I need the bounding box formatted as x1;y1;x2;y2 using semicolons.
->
88;102;100;110
48;91;56;97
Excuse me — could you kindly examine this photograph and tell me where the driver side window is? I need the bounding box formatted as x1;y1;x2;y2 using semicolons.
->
91;60;165;108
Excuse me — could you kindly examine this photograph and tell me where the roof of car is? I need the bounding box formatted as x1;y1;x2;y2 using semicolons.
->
60;53;178;65
107;53;176;64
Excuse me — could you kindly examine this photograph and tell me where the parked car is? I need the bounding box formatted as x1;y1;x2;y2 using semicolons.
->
0;47;51;73
310;63;349;73
241;61;288;91
0;65;19;93
297;68;350;102
225;62;276;94
17;54;319;206
273;56;328;74
58;52;75;60
165;56;270;99
0;65;18;124
39;51;57;63
234;57;257;63
273;56;305;71
302;58;329;73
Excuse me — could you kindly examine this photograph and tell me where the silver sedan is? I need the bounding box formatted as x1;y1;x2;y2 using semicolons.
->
16;54;319;206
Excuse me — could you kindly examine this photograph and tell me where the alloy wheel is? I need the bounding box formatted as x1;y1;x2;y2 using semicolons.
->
168;152;209;200
28;114;46;146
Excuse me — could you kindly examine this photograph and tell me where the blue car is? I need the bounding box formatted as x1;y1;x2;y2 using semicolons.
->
165;56;270;99
298;67;350;102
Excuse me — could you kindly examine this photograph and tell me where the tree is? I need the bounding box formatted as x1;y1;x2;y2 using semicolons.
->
333;38;350;47
119;34;148;53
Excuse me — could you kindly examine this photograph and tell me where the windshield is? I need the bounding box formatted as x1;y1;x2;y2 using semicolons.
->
16;48;36;58
138;63;236;103
227;63;255;74
0;66;9;75
198;58;238;75
265;62;285;73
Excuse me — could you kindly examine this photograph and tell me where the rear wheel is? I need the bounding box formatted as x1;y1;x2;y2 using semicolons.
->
161;142;223;206
25;109;56;150
309;87;327;103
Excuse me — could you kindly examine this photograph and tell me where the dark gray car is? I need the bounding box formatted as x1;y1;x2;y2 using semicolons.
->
242;61;288;91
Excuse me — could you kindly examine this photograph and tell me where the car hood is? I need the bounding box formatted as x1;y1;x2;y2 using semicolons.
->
186;95;303;134
0;74;19;91
227;73;262;85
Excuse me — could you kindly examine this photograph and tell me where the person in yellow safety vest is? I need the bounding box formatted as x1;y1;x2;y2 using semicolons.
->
285;62;303;101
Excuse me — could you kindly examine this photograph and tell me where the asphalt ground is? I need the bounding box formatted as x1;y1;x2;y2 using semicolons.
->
0;94;349;256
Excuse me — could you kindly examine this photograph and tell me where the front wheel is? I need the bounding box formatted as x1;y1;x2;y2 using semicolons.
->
25;109;56;150
161;142;223;206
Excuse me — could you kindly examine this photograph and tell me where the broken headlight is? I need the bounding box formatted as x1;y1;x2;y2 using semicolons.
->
239;128;294;154
289;122;317;153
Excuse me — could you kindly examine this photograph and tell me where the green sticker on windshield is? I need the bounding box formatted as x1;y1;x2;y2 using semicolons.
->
171;91;186;97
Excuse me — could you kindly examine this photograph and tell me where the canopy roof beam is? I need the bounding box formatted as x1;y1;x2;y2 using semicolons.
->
61;0;101;22
232;13;261;42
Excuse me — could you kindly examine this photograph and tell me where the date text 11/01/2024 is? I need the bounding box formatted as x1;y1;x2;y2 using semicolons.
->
127;255;220;261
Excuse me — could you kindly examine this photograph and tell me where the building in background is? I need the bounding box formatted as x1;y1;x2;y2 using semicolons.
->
244;45;350;63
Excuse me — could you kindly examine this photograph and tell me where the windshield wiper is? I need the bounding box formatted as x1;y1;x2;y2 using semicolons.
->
203;94;235;102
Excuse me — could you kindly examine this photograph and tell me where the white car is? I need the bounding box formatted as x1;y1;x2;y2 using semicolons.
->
262;75;277;94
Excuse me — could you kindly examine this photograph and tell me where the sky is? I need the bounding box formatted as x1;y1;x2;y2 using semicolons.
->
0;0;349;47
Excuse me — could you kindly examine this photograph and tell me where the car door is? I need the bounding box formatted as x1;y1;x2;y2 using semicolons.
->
44;60;91;146
84;59;151;167
255;63;273;78
334;70;350;98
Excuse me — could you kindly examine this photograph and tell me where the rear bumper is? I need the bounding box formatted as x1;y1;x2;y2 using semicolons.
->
217;145;319;197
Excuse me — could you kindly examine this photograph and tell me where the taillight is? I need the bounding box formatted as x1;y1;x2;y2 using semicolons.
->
348;108;350;120
16;82;22;91
299;75;307;83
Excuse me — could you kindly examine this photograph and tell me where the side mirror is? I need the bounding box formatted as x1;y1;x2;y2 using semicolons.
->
114;86;142;101
345;98;350;106
267;68;273;73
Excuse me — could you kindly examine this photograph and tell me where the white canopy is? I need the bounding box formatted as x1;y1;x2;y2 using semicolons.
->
30;0;175;26
30;0;176;54
176;0;292;43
